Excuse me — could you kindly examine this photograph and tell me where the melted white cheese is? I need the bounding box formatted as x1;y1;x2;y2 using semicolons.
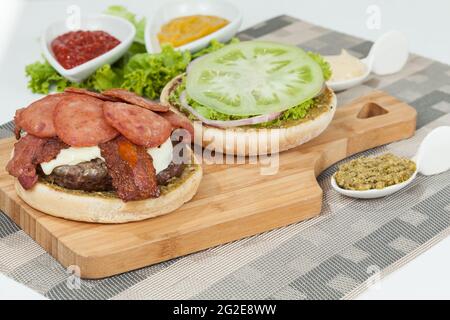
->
40;146;104;175
147;138;173;174
40;138;173;175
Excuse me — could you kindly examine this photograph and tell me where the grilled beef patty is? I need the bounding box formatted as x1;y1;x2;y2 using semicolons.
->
39;158;184;192
39;158;113;191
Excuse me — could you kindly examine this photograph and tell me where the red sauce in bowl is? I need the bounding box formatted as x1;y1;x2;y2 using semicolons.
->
51;30;121;69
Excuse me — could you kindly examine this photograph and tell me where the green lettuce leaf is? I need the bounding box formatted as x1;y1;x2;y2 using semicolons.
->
307;51;332;81
104;5;146;44
84;64;123;91
121;45;191;99
25;60;71;94
170;79;319;128
256;98;315;128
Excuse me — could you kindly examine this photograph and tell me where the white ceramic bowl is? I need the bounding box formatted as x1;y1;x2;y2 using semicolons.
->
145;0;242;53
42;15;136;82
327;58;371;92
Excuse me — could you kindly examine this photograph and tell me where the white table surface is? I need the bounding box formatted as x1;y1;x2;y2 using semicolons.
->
0;0;449;300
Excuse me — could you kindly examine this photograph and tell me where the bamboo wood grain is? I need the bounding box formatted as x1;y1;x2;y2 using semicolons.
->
0;91;417;278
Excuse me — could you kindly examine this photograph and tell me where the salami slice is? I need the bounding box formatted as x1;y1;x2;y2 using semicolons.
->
64;87;119;102
15;93;68;138
103;102;172;148
102;88;169;112
159;110;194;140
54;95;119;147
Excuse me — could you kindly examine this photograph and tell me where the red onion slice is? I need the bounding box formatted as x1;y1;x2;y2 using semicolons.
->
179;91;281;128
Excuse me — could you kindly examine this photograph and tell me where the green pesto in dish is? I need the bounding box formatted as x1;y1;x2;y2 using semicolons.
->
334;153;416;191
39;164;200;199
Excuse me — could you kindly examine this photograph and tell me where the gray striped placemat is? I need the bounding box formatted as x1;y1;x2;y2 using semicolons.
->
1;15;449;300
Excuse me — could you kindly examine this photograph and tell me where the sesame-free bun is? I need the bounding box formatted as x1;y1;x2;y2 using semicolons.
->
160;75;337;156
15;161;202;224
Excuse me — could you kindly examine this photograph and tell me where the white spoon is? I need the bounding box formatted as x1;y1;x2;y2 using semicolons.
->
331;126;450;199
327;30;409;92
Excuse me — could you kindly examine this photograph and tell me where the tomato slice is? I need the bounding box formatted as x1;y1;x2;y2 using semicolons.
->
186;41;324;116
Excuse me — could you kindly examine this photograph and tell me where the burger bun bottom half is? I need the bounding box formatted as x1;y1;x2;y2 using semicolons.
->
15;160;202;224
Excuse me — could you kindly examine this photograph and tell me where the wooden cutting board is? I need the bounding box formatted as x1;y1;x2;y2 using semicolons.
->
0;91;416;279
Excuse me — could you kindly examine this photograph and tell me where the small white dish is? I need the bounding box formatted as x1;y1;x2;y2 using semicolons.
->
327;31;409;92
42;15;136;82
145;0;242;54
327;60;371;92
331;169;417;199
331;126;450;199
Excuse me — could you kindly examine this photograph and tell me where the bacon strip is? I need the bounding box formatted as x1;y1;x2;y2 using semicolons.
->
99;136;160;201
35;137;69;164
6;135;69;189
13;108;25;139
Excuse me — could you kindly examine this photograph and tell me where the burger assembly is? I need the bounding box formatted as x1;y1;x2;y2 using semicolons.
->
6;88;202;223
6;40;336;223
161;41;336;156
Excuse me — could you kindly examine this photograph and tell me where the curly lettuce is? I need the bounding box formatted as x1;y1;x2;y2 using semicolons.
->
25;60;71;93
170;80;318;128
255;99;316;128
104;5;146;44
121;45;191;99
307;51;332;81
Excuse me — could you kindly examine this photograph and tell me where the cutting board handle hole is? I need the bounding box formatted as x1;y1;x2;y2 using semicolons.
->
357;102;389;119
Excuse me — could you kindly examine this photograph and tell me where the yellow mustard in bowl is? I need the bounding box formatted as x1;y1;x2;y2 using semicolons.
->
157;15;229;48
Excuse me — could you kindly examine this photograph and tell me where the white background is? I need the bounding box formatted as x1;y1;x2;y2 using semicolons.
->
0;0;450;300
